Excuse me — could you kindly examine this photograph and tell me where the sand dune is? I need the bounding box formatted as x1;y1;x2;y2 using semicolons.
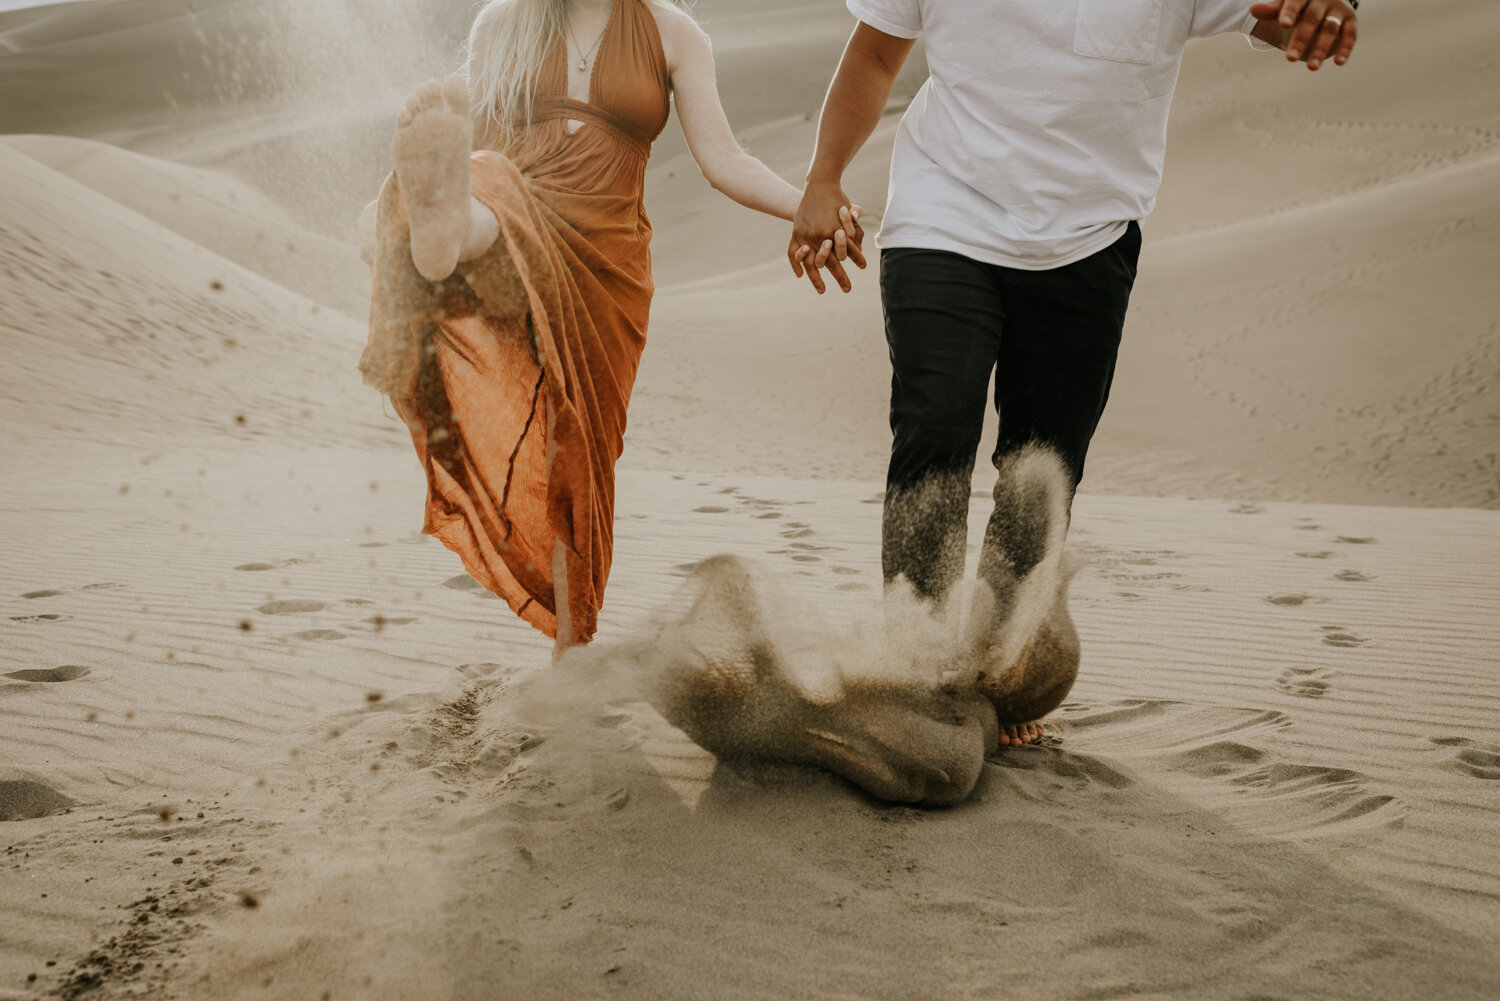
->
0;141;380;460
9;473;1497;997
2;134;370;315
2;0;1499;997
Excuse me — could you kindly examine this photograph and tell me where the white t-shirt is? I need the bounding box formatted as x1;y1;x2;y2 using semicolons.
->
848;0;1258;269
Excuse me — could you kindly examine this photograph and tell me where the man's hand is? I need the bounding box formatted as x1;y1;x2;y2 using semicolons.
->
1250;0;1358;70
786;21;912;293
789;178;866;294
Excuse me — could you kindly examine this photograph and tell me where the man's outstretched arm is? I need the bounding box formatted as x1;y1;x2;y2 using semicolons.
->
789;22;916;294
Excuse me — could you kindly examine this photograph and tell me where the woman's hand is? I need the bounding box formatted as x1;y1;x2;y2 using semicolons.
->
789;180;866;294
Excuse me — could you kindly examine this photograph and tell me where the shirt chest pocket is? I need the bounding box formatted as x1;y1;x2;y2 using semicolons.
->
1074;0;1166;64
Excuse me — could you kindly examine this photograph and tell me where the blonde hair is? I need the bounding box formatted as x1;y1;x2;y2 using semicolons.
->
467;0;689;146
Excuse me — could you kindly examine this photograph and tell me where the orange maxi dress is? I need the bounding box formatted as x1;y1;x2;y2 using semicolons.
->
360;0;670;643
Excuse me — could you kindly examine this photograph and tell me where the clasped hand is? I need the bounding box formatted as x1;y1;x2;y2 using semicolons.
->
788;179;866;294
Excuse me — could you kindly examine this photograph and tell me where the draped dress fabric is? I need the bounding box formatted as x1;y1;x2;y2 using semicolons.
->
360;0;670;643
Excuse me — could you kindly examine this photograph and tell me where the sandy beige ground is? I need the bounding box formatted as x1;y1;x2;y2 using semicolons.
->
2;0;1498;998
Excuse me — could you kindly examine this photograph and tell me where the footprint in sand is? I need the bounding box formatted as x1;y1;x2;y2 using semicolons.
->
781;527;815;539
234;559;305;572
285;629;346;641
257;599;327;615
1429;737;1500;780
1265;593;1324;607
831;567;861;576
1333;570;1376;582
1334;535;1377;545
9;613;70;623
988;744;1133;788
20;583;123;598
772;540;842;566
1296;551;1335;559
754;512;782;520
5;665;92;683
1276;666;1333;698
1454;749;1500;780
441;574;499;598
362;615;418;631
1158;739;1269;778
693;505;730;514
457;662;516;685
1229;502;1264;515
1066;701;1404;836
1319;626;1370;648
1228;763;1404;833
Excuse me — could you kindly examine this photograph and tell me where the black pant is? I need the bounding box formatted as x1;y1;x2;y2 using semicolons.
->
879;223;1141;600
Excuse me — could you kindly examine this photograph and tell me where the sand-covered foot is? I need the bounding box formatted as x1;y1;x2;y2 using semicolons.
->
394;74;473;282
971;445;1081;731
643;555;994;807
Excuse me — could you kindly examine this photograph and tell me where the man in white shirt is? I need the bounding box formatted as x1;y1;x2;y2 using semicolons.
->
787;0;1358;743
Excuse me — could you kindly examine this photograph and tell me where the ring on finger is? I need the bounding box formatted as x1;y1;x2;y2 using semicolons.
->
1323;13;1343;27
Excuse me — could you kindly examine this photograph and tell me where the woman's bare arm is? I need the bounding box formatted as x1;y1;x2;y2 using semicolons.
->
655;7;863;291
658;8;807;221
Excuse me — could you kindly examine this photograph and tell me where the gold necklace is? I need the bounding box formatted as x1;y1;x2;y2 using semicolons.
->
565;3;613;72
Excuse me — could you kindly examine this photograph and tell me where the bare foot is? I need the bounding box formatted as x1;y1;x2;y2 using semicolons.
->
998;721;1044;747
393;74;474;282
645;556;994;807
971;446;1081;738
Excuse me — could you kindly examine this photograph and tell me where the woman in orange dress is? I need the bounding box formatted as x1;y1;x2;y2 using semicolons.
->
360;0;859;657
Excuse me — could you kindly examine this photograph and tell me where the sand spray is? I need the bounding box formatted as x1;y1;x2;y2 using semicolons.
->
498;447;1079;805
